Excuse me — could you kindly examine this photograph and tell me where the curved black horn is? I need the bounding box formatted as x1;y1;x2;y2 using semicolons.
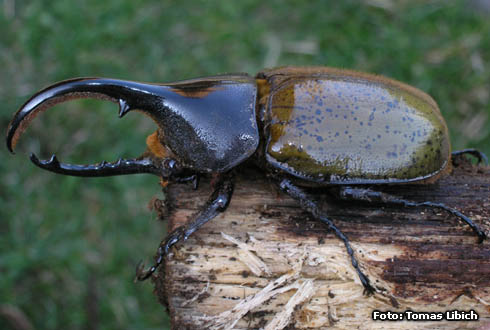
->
6;77;166;153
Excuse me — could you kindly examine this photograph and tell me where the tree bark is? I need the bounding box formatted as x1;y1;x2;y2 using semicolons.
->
153;158;490;329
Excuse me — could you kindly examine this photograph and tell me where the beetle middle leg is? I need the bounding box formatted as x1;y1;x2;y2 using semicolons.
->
137;172;234;281
338;187;487;243
278;179;375;295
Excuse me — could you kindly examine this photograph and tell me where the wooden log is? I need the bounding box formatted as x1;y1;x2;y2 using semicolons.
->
152;158;490;329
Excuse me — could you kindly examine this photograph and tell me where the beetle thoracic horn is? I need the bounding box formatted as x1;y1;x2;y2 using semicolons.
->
6;77;168;153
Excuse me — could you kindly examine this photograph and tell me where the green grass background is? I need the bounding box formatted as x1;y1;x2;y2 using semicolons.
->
1;1;489;329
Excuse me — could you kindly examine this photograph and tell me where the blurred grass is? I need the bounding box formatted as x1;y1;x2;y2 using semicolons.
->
0;0;489;329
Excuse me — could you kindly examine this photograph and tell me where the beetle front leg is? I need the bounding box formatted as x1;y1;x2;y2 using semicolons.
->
278;179;375;295
137;173;234;281
338;187;487;243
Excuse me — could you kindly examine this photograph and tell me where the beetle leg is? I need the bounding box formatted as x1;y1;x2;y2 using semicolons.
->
278;179;375;295
338;187;487;243
452;149;488;165
136;173;234;281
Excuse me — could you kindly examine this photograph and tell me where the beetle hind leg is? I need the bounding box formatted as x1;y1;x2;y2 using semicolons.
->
338;187;487;243
137;173;234;281
452;149;488;165
278;179;375;295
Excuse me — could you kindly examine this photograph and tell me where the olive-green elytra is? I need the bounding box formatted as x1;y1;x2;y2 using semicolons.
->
259;68;450;184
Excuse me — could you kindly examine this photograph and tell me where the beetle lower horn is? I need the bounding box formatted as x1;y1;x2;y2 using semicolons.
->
29;153;164;177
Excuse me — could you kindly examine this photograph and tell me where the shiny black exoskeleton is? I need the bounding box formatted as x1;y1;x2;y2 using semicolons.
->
6;67;488;294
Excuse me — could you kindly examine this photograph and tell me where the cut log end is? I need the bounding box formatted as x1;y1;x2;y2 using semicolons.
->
153;158;490;329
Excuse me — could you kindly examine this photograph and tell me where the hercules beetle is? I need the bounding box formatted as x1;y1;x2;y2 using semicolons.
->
6;67;488;294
